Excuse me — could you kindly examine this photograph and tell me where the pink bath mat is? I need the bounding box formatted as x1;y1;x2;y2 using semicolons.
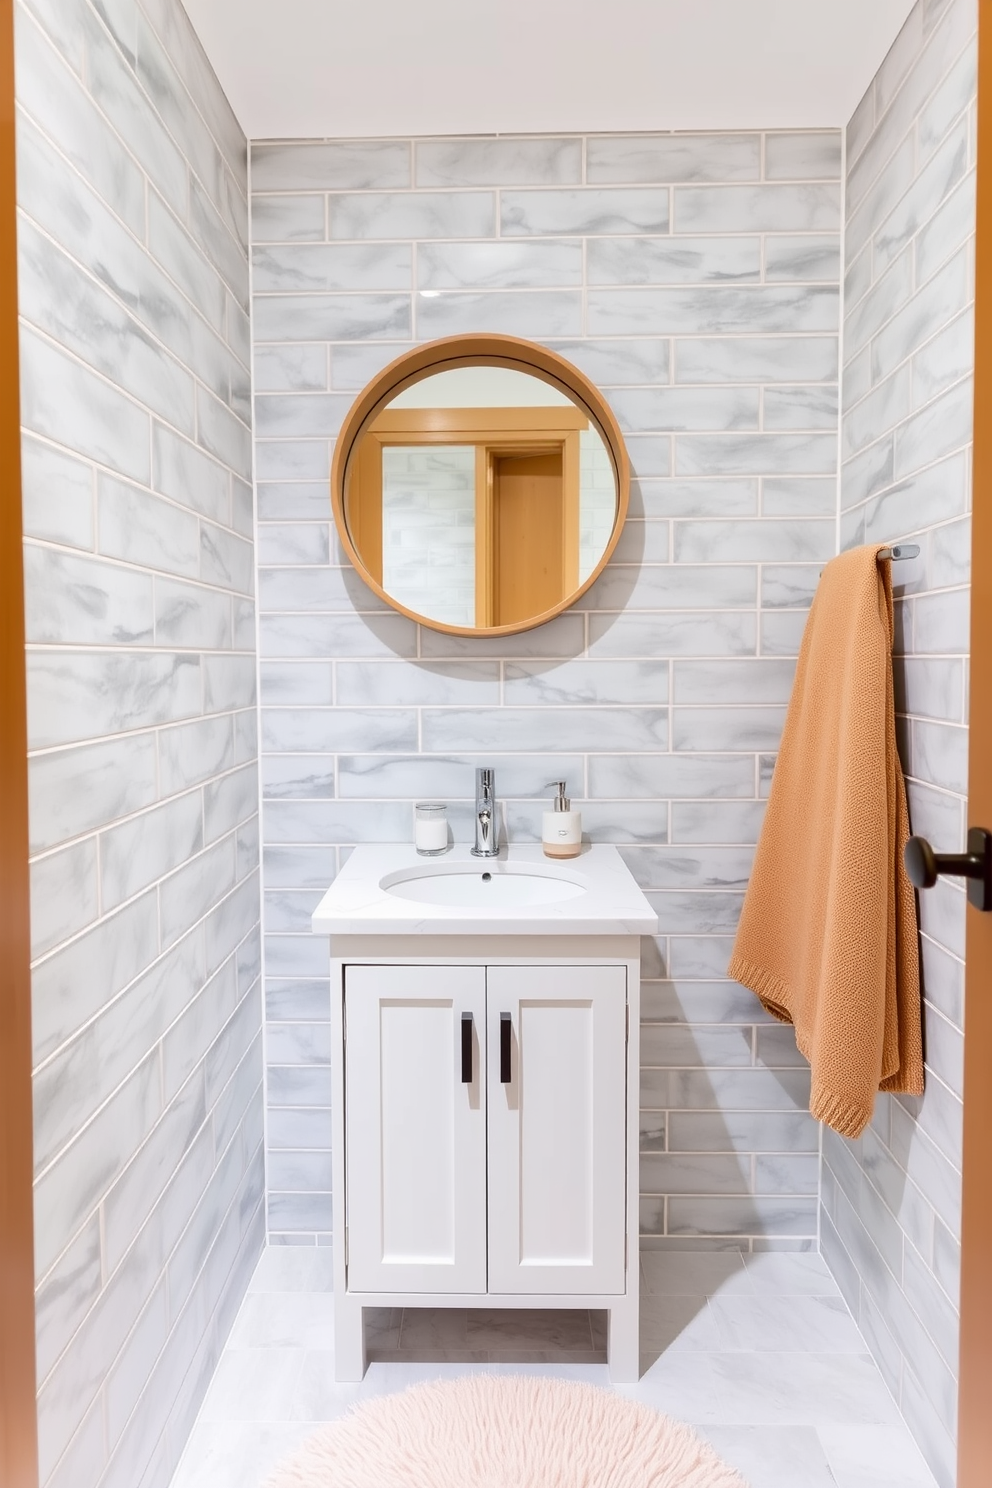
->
263;1373;748;1488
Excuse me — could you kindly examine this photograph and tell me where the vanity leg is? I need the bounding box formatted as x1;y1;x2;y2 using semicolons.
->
607;1296;640;1384
334;1294;366;1381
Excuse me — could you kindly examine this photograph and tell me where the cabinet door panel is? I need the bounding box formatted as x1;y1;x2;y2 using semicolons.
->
487;965;626;1295
345;965;486;1293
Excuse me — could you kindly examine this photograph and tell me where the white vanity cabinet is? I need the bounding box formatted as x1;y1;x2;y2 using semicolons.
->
344;963;626;1299
344;964;488;1295
312;845;657;1385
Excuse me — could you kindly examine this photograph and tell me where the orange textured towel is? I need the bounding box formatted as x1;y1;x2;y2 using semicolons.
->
728;544;924;1139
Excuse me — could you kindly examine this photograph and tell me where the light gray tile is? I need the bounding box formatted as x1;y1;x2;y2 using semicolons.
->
336;660;500;707
667;1196;818;1239
159;715;236;796
674;518;835;562
152;424;231;525
327;191;494;240
29;838;99;959
674;183;840;233
912;307;974;406
633;478;757;520
543;338;671;386
253;292;411;342
501;187;669;236
625;844;756;891
337;753;584;802
28;733;159;854
97;474;200;578
252;140;410;191
250;194;326;244
764;234;841;282
415;136;581;186
672;707;787;752
258;661;331;707
101;790;204;911
767;482;832;523
875;122;969;276
419;612;585;659
710;1294;863;1352
675;335;837;384
28;650;201;749
23;545;153;646
870;249;971;383
843;248;915;364
764;132;842;180
148;189;227;335
668;1111;818;1156
587;236;760;285
263;756;335;800
590;284;838;337
252;243;411;293
155;576;233;649
818;1423;939;1488
259;611;417;660
261;707;416;754
587;560;754;610
422;707;668;753
587;610;757;659
588;753;755;800
608;386;759;433
763;385;838;431
894;376;973;479
20;327;150;485
415;289;582;339
20;434;94;550
503;659;667;706
678;431;837;478
159;837;237;949
673;658;795;704
588;134;760;183
417;238;582;289
16;6;145;236
915;170;976;285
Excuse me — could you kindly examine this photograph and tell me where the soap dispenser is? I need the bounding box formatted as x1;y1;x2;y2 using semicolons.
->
542;781;582;859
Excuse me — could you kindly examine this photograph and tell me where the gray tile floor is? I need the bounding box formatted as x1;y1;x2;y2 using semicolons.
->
170;1247;938;1488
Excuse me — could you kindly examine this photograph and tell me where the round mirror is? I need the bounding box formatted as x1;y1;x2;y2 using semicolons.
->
331;334;630;636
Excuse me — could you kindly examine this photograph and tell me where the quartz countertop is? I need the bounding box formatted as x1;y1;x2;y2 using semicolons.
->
311;842;657;936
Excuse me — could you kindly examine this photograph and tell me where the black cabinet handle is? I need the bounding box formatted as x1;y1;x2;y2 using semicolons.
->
905;827;992;913
461;1012;472;1084
500;1012;511;1084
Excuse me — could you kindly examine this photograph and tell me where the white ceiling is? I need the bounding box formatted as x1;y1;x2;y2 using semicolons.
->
180;0;917;141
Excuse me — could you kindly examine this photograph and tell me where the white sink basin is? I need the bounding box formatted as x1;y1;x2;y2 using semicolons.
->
380;862;587;907
311;844;657;936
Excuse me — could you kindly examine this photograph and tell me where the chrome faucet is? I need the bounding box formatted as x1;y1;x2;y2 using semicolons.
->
471;767;499;858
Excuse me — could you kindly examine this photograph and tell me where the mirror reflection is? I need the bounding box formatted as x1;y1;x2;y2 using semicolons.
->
344;366;618;630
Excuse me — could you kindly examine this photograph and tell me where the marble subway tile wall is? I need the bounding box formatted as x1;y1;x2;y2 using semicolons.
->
252;130;842;1252
823;1;976;1484
17;1;262;1485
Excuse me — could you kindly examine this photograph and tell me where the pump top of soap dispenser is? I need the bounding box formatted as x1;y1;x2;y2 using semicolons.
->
546;780;570;812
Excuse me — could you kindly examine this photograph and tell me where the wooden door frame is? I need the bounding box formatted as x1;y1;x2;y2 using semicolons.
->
957;3;992;1483
0;0;39;1477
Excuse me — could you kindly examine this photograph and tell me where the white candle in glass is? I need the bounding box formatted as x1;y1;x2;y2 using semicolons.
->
415;803;448;855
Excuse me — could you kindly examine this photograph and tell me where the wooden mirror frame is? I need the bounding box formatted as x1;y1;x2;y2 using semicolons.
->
330;333;631;637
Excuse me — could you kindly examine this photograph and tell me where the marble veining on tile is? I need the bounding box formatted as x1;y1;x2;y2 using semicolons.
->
167;1248;938;1488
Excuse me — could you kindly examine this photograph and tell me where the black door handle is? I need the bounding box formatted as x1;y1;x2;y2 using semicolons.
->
461;1012;472;1084
500;1012;511;1083
904;827;992;912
